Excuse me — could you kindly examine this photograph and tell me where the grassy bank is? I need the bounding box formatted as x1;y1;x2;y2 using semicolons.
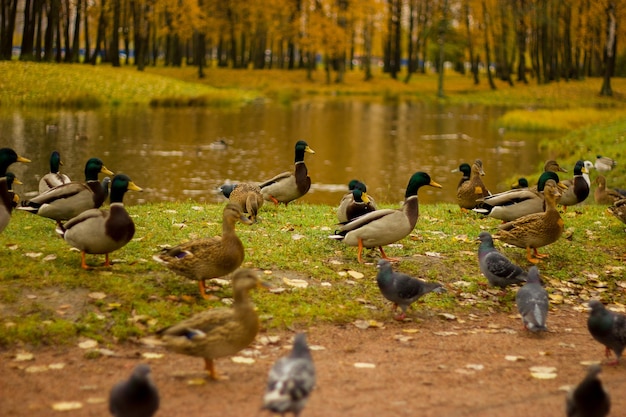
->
1;199;624;348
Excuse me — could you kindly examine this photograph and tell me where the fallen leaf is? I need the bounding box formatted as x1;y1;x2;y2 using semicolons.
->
530;366;557;379
291;234;305;240
88;292;107;300
48;363;66;370
438;313;457;320
354;362;376;369
347;270;364;279
433;331;459;337
309;345;326;351
43;254;57;262
24;252;43;258
505;355;526;362
231;356;255;364
402;329;419;334
141;352;164;359
25;365;49;373
186;378;207;386
52;402;83;411
466;364;484;371
282;278;308;288
78;339;98;349
14;352;34;362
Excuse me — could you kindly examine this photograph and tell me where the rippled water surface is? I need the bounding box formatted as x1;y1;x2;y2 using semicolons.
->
0;100;558;207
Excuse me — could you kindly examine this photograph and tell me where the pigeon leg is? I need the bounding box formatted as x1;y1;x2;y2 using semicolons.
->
104;253;111;267
394;312;407;321
80;252;90;270
378;246;399;262
198;280;211;300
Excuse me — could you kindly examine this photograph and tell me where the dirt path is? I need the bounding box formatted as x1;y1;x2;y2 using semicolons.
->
2;306;624;417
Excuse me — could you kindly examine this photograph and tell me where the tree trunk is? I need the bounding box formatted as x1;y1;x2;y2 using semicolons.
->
110;0;121;66
91;0;107;64
436;0;449;98
70;0;81;62
464;0;479;84
83;0;90;63
482;0;496;90
600;1;616;96
20;0;35;60
514;0;528;83
0;0;18;59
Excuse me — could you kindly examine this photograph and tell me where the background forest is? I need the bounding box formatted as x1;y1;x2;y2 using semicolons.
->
1;0;626;93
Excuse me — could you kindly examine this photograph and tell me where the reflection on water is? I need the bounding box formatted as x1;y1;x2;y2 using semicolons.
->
0;100;556;207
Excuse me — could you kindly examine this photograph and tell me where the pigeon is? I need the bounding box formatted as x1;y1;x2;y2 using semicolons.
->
109;364;159;417
587;300;626;365
515;266;548;332
376;259;446;320
263;333;316;417
565;364;610;417
477;231;527;288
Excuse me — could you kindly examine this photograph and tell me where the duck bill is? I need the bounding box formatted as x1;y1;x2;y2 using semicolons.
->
17;156;31;163
239;214;254;225
557;181;568;191
13;178;23;185
101;166;115;176
128;181;143;192
305;146;315;154
362;193;371;204
429;180;443;188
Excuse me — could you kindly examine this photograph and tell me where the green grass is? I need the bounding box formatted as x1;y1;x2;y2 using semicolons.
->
1;198;624;348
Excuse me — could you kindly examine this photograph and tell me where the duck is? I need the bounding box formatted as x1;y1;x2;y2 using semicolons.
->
473;171;565;222
511;178;529;189
559;160;590;211
39;150;71;193
5;172;22;208
594;175;623;205
582;160;594;187
258;140;315;205
336;181;377;223
56;174;142;270
456;159;490;210
495;179;564;264
0;148;31;234
544;159;568;173
607;198;626;225
18;157;114;225
329;172;442;263
218;182;264;223
156;269;265;380
595;155;617;173
153;203;253;299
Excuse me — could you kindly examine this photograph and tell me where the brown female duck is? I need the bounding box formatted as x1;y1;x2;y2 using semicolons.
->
495;179;564;264
218;182;264;223
153;203;253;299
594;175;623;205
456;159;490;210
156;269;264;380
608;198;626;225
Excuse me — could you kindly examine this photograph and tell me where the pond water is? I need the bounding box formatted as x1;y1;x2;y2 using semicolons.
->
0;100;558;207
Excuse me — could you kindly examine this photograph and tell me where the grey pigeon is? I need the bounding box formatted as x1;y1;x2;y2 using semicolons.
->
515;266;548;332
109;364;159;417
587;300;626;365
565;364;610;417
477;231;527;288
262;333;316;417
376;259;446;320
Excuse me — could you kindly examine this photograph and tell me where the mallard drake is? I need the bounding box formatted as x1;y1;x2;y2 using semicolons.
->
18;157;114;225
258;140;315;205
0;148;31;234
511;178;529;189
559;160;590;210
329;172;442;263
595;155;617;173
218;182;264;223
5;172;22;208
39;150;71;193
544;160;568;173
495;179;564;264
456;159;490;210
156;268;264;380
473;172;565;222
336;181;377;223
607;198;626;225
594;175;623;205
56;174;141;269
153;203;253;299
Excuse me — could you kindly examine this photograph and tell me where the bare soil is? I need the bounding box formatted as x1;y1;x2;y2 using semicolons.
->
2;306;625;417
